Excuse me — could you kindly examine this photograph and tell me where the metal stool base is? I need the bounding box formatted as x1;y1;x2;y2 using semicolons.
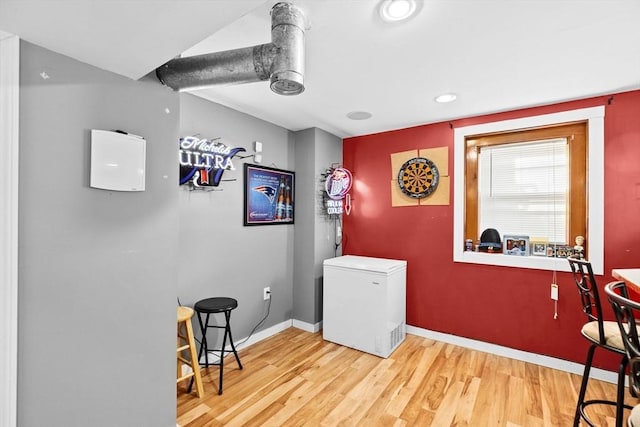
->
189;297;243;395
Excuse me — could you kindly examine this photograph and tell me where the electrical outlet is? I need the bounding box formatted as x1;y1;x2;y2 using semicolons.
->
551;283;559;301
263;286;271;300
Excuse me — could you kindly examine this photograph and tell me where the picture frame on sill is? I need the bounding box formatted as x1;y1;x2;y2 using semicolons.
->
531;241;548;257
243;164;295;226
503;235;530;256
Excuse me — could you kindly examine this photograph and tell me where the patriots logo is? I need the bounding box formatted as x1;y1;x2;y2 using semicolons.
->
253;185;277;203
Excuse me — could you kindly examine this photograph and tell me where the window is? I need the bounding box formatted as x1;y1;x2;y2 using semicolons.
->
466;122;586;251
478;139;568;242
453;107;604;274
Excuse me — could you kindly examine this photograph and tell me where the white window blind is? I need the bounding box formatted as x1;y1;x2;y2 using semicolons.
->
478;138;568;243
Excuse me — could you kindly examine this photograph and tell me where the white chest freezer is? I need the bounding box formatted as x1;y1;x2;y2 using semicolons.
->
322;255;407;358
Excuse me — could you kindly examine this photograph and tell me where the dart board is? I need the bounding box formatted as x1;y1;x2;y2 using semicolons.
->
397;157;440;199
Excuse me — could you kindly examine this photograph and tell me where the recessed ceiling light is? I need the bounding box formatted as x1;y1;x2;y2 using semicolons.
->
347;111;373;120
379;0;418;22
435;93;457;103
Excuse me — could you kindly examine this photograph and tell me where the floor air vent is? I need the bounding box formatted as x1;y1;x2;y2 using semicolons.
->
390;321;406;352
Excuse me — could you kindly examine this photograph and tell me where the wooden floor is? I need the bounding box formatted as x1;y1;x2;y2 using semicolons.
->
177;328;638;426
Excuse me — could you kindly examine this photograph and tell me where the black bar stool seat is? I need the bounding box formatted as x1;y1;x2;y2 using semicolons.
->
192;297;243;395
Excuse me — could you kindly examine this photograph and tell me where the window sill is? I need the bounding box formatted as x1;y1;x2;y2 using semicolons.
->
454;251;573;272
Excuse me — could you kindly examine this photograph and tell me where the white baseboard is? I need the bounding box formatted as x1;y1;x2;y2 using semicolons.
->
195;320;616;385
199;319;293;364
237;319;293;350
406;325;618;384
292;319;322;333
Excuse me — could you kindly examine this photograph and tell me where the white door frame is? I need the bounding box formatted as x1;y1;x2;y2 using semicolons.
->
0;30;19;427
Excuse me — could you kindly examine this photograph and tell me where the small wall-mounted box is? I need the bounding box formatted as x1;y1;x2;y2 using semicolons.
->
90;129;146;191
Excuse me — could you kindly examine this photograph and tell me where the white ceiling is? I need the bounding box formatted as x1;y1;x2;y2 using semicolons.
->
1;0;639;138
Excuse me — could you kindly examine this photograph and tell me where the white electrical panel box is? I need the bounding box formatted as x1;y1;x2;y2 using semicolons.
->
323;255;407;358
90;129;146;191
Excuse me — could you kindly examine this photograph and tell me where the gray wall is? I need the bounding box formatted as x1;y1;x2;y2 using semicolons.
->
178;94;295;342
16;39;342;427
292;128;342;325
18;41;180;427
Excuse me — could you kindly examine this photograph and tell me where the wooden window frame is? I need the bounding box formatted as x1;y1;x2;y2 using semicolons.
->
464;122;587;256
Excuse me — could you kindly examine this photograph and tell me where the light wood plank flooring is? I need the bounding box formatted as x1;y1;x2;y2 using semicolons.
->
177;328;638;426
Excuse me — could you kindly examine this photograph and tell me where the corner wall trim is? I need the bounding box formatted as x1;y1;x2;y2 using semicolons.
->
292;319;322;333
0;31;19;427
406;325;617;384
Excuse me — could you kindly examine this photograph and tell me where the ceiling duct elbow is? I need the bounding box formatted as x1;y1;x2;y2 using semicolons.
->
156;2;305;96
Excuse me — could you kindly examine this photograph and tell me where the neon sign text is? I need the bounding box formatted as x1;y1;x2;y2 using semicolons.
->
180;150;235;170
179;136;246;186
326;199;344;215
180;136;232;155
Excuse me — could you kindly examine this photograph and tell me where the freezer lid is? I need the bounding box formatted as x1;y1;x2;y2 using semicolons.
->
323;255;407;273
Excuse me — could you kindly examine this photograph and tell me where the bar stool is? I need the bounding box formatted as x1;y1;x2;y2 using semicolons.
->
568;258;631;427
176;306;204;398
192;297;243;395
606;281;640;427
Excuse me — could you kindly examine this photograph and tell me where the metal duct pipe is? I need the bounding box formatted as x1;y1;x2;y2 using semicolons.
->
269;2;305;95
156;2;305;95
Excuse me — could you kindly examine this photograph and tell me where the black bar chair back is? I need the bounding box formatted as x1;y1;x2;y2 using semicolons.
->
568;257;631;427
605;281;640;427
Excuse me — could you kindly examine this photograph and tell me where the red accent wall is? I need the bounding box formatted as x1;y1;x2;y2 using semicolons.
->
342;90;640;370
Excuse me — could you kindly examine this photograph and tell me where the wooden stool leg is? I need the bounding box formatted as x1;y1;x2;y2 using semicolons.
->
177;331;182;385
185;316;204;398
177;306;204;399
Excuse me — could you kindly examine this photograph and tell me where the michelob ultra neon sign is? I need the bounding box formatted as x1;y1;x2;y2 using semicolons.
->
179;136;246;187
